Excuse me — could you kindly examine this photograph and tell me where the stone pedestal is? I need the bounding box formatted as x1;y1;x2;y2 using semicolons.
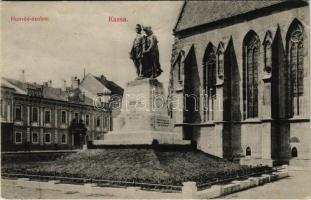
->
96;78;190;145
182;182;197;199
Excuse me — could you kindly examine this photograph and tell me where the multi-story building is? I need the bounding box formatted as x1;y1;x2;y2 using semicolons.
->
168;0;310;166
0;74;123;151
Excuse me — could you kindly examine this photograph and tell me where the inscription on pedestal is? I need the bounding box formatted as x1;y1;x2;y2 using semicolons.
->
98;78;189;145
156;118;170;127
127;113;140;120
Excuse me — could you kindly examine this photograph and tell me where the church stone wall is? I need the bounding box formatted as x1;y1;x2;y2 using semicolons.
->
288;122;311;160
170;5;310;162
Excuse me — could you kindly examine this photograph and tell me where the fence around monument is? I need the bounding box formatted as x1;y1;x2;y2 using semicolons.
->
196;166;281;190
1;166;281;192
1;171;182;191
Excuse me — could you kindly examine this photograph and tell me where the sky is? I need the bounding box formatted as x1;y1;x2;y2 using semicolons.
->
1;1;184;93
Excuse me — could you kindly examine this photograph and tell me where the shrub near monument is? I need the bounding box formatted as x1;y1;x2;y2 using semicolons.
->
20;149;270;187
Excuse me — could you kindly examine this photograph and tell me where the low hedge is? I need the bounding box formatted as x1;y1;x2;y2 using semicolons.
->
3;149;272;186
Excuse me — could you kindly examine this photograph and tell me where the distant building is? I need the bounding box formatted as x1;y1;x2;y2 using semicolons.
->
79;73;124;118
168;1;310;166
0;74;123;151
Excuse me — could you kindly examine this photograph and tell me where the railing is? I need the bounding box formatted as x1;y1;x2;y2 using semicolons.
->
1;166;281;192
197;167;280;190
1;172;182;191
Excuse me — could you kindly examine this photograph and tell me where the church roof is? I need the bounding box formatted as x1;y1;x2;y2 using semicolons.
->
174;0;305;33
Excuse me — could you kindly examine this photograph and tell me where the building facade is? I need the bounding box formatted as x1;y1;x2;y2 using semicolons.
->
168;1;310;165
1;74;123;151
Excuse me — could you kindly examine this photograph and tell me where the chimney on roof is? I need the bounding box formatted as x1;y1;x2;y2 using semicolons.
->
48;80;52;87
100;74;106;81
20;69;26;83
63;80;67;91
72;76;80;89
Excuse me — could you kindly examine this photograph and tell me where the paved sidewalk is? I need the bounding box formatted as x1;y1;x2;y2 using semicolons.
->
2;150;80;154
223;167;311;199
1;180;116;199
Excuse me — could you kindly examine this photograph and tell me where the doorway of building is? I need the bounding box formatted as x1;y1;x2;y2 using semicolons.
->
291;147;298;158
69;119;87;149
246;147;251;156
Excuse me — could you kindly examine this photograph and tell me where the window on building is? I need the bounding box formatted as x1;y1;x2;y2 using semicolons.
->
243;31;259;119
74;112;79;120
217;42;225;79
45;110;51;123
96;116;101;127
32;132;39;144
61;134;67;144
86;114;90;126
0;99;3;118
61;111;66;124
15;132;22;144
246;147;251;156
15;105;22;121
169;101;173;119
107;115;111;131
32;107;38;122
290;137;300;143
44;133;51;144
263;31;272;74
287;19;304;116
203;43;216;122
103;116;107;129
177;59;182;82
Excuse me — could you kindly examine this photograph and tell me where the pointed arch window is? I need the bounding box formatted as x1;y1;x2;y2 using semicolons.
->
243;31;260;119
263;31;272;75
287;20;304;116
173;50;186;87
203;43;216;121
178;57;184;83
290;30;304;97
217;42;225;79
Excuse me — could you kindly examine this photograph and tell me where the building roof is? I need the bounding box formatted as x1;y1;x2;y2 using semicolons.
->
79;74;124;117
93;75;124;96
174;0;300;33
1;77;94;106
1;77;27;94
80;74;123;97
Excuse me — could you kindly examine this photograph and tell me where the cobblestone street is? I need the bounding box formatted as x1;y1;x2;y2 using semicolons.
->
223;166;311;199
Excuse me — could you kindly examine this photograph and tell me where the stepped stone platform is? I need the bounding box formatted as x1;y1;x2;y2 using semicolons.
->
94;78;190;145
94;131;189;145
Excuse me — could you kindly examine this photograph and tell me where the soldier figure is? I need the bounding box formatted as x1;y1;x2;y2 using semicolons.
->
129;24;144;77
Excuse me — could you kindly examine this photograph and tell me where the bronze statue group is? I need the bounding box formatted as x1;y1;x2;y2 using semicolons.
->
129;24;163;79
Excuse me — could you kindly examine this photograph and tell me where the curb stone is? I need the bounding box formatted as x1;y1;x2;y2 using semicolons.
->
6;167;289;199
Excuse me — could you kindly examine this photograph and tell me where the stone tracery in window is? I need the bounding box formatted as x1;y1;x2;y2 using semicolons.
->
243;30;260;119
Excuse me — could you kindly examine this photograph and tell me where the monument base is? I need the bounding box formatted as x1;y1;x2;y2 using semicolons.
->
93;78;190;146
94;130;190;145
